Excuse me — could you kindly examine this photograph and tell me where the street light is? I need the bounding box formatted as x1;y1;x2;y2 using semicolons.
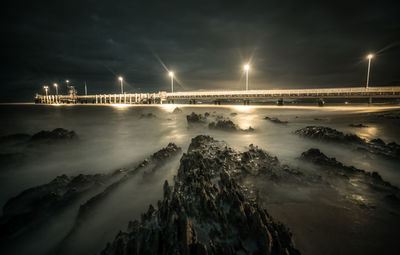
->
244;64;250;91
43;86;49;96
118;76;124;94
366;54;374;89
169;72;174;93
53;83;58;95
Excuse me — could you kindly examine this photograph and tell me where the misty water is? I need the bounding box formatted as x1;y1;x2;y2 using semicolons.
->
0;104;399;255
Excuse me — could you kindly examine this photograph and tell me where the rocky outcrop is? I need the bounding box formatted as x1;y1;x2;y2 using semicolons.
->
30;128;78;142
264;116;288;124
101;135;300;255
0;128;78;146
300;148;399;196
0;143;181;241
0;173;110;239
208;119;237;131
173;107;183;114
295;126;400;159
186;112;207;124
209;120;254;132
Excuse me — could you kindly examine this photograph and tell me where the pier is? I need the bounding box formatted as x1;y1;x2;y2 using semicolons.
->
35;86;400;105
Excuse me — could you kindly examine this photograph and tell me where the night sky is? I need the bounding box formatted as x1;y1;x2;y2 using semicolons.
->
2;0;400;102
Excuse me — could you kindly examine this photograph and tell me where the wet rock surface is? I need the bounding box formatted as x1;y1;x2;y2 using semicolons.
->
101;135;300;255
295;126;400;159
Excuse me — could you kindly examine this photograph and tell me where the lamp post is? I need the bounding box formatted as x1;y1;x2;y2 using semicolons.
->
118;76;124;94
244;64;250;91
43;86;49;96
53;83;58;95
169;72;174;93
366;54;374;89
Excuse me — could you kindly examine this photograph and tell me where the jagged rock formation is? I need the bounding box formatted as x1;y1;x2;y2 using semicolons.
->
295;126;400;159
0;173;111;239
101;135;300;255
186;112;207;123
208;119;237;131
0;143;181;242
264;116;288;124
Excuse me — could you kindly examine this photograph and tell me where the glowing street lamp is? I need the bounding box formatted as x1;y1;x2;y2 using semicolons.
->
118;76;124;94
169;72;174;93
244;64;250;91
53;83;58;95
43;85;49;97
366;54;374;89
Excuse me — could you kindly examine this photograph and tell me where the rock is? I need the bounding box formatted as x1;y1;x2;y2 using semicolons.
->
295;126;400;159
186;112;207;123
0;173;108;239
30;128;78;142
0;143;182;241
300;148;399;192
101;135;300;255
230;112;238;116
172;107;183;114
208;120;237;131
264;116;288;124
295;126;363;144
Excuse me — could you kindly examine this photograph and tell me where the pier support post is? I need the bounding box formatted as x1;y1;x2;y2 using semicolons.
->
96;95;98;104
369;96;372;105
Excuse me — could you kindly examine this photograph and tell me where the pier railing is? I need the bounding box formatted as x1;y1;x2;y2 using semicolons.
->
34;86;400;104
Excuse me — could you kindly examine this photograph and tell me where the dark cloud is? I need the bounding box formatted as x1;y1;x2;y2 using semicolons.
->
1;0;399;101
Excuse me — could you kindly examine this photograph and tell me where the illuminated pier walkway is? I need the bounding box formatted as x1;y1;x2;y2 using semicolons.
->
35;86;400;105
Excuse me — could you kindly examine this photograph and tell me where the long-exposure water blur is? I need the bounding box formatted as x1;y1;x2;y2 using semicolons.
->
0;104;399;255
